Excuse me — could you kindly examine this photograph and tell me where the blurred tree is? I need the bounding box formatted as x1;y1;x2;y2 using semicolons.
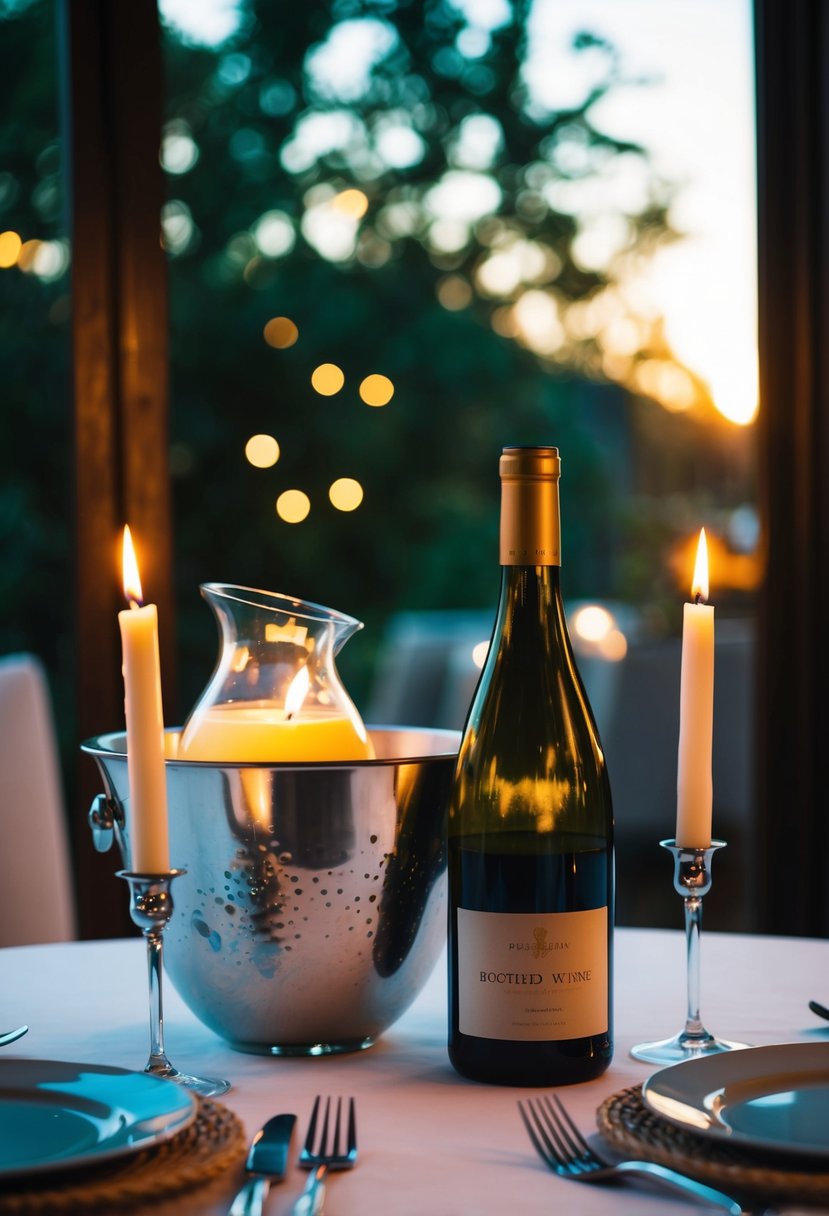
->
0;0;72;743
160;0;702;713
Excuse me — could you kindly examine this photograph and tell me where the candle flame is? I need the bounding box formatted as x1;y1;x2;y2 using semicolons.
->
122;525;143;606
691;528;709;602
285;665;311;718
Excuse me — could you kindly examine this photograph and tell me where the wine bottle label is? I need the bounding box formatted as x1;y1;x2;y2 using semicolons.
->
456;906;608;1041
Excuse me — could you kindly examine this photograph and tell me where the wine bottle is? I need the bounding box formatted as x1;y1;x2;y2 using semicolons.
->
447;446;614;1086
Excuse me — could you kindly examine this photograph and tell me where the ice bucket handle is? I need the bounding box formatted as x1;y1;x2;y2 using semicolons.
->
88;792;127;858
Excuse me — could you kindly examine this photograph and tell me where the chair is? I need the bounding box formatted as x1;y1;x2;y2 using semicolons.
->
0;654;76;945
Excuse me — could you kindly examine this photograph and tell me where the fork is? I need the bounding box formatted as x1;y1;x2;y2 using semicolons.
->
518;1094;746;1214
290;1095;357;1216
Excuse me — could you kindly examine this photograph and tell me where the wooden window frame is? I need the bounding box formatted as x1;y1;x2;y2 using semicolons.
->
60;0;174;935
754;0;829;935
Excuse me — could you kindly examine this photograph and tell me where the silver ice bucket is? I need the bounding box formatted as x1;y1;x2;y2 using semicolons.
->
82;727;459;1055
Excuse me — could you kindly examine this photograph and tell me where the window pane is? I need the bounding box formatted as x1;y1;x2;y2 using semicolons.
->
162;0;757;927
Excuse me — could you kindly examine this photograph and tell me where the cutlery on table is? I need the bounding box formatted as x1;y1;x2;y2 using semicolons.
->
291;1095;357;1216
519;1093;746;1215
0;1025;28;1047
229;1113;296;1216
809;999;829;1021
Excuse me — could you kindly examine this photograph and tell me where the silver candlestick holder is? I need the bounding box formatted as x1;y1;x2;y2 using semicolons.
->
630;838;749;1065
118;869;230;1097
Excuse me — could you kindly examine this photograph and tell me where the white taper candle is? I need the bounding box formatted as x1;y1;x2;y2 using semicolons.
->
676;528;715;848
118;526;170;871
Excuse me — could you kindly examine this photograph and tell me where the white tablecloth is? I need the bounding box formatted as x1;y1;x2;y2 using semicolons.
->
2;928;828;1215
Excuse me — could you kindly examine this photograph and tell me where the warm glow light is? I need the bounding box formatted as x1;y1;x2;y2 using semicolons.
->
491;306;519;338
572;604;614;643
512;290;565;355
633;359;696;412
599;316;642;357
0;230;22;268
276;489;311;523
436;274;472;311
285;664;311;717
121;525;143;605
311;363;345;395
708;357;759;425
472;640;489;669
646;1091;713;1131
359;373;394;406
691;528;710;602
265;617;308;646
475;240;549;297
329;477;364;511
599;629;628;662
570;605;628;661
332;189;369;219
16;239;41;272
264;316;299;348
245;434;280;468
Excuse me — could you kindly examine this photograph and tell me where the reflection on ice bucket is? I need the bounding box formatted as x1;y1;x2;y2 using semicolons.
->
82;726;459;1055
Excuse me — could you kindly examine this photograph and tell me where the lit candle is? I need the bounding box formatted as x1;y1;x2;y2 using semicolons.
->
676;528;715;848
118;526;170;871
179;665;373;763
179;701;372;763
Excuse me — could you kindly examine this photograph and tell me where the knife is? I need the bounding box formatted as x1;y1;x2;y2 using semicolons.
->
229;1113;296;1216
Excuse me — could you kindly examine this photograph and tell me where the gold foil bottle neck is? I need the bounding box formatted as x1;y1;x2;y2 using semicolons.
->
499;445;561;566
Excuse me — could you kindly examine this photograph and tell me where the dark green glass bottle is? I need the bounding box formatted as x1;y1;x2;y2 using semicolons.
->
447;446;614;1086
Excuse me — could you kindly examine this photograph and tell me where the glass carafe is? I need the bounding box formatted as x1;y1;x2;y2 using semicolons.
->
179;584;374;763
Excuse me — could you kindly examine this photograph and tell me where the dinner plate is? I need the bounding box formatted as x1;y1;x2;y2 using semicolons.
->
643;1042;829;1159
0;1058;196;1178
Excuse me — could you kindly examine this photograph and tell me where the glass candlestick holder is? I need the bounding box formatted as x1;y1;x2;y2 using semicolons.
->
630;838;749;1066
118;869;230;1097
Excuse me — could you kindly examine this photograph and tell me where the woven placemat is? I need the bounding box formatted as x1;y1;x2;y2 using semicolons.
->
0;1096;247;1213
598;1084;829;1204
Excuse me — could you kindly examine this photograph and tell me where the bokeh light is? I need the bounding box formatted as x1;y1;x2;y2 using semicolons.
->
0;230;22;268
162;201;195;255
299;182;364;262
161;121;199;174
276;489;310;523
16;239;41;272
512;290;565;356
436;274;473;310
311;363;345;395
599;630;628;661
245;434;280;468
471;640;489;669
264;316;299;348
633;359;696;412
253;210;296;258
359;373;394;406
571;604;628;662
29;240;69;281
329;477;364;511
572;604;615;643
707;359;758;426
475;239;550;297
331;189;369;219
